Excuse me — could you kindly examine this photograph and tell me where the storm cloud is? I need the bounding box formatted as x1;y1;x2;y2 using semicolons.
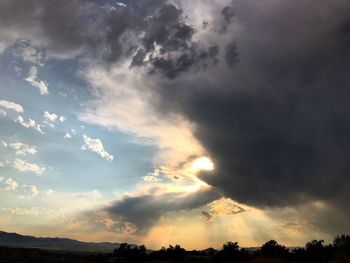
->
153;0;350;219
104;188;219;233
0;0;218;74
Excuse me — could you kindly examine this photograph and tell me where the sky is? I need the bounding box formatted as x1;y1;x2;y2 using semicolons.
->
0;0;350;250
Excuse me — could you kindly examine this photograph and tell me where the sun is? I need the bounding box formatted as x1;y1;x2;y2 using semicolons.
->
191;157;215;172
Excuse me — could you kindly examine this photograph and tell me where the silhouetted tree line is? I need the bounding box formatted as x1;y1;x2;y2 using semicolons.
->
112;243;147;261
0;234;349;262
112;235;350;262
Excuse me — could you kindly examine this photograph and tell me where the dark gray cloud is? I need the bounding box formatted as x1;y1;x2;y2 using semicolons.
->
0;0;100;58
142;4;188;51
130;4;219;79
201;211;213;221
0;0;162;60
105;188;219;233
201;204;245;222
221;6;234;24
150;0;350;235
0;0;218;76
148;44;219;79
224;40;239;67
220;5;235;32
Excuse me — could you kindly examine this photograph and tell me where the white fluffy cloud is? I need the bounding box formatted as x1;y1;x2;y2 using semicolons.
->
16;115;44;134
12;159;45;175
5;178;18;191
0;176;4;182
1;140;37;156
25;66;49;95
116;2;126;8
43;111;58;122
81;135;114;161
0;100;24;113
143;168;163;182
64;132;72;139
43;111;65;125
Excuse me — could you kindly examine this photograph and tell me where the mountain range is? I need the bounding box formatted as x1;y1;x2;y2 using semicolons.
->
0;230;120;252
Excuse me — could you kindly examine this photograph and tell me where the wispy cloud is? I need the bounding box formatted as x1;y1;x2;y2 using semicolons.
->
143;168;163;182
0;100;24;113
25;66;48;95
16;115;44;134
23;184;39;197
12;159;45;175
5;178;18;191
81;135;114;161
0;207;61;218
1;140;37;156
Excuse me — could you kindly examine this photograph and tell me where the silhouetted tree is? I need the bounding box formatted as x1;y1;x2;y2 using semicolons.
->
113;243;146;261
305;239;333;262
113;242;131;257
149;246;167;260
149;244;186;261
258;240;289;260
166;244;186;260
290;247;306;262
215;241;250;262
223;241;240;252
333;235;350;256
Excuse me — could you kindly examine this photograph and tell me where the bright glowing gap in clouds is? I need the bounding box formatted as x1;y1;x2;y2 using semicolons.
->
191;157;214;172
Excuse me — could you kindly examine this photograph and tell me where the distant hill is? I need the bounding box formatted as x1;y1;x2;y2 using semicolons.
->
0;230;120;252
